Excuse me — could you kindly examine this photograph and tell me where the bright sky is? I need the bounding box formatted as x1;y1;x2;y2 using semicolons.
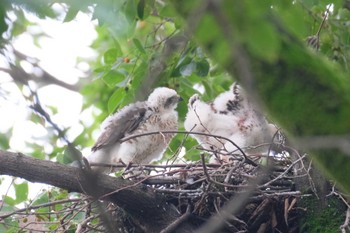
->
0;7;98;203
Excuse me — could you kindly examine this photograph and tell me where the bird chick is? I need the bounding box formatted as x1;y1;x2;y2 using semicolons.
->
85;87;181;173
184;93;240;152
185;83;276;163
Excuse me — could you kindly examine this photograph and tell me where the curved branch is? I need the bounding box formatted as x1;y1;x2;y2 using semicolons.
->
0;150;195;233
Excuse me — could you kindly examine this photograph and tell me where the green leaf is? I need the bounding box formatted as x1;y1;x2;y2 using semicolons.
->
246;21;280;63
194;14;231;65
133;38;146;54
93;65;110;73
103;48;121;65
31;150;45;160
180;61;196;77
49;224;59;231
196;59;210;77
56;153;65;164
183;138;201;161
124;0;138;24
131;60;148;88
137;0;145;20
184;150;201;161
2;217;19;233
11;10;27;37
14;182;28;204
108;88;126;113
58;146;82;164
63;6;79;22
0;132;10;150
32;192;49;213
0;4;8;39
32;191;48;204
102;70;126;87
4;196;16;206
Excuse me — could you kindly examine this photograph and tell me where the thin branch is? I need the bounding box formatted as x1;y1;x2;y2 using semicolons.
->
0;198;83;220
120;130;257;166
160;205;191;233
76;215;96;233
259;154;306;188
316;4;331;37
28;89;83;165
201;153;211;182
341;208;350;233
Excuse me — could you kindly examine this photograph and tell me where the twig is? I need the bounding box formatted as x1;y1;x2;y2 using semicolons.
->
160;205;191;233
0;177;15;212
121;130;257;166
0;198;83;220
305;4;331;50
328;185;350;209
88;162;221;169
316;4;331;38
341;208;350;233
201;153;211;182
76;215;96;233
259;154;306;188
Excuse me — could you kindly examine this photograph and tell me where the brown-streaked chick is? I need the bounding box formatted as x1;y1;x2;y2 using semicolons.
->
86;87;181;172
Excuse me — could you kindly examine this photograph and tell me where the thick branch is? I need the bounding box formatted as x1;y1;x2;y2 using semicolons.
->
0;150;195;233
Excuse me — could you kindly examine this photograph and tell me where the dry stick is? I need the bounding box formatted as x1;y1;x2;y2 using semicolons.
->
259;154;306;188
155;188;289;197
155;189;203;194
108;163;244;197
267;127;284;157
29;90;82;163
166;126;193;165
192;107;227;151
18;220;61;232
224;165;239;192
58;200;96;232
121;130;257;166
199;154;249;189
213;198;239;230
0;177;15;211
88;162;221;169
330;179;350;232
193;171;269;233
144;26;177;49
76;215;96;233
341;208;350;233
59;202;78;232
284;145;320;198
98;168;190;199
160;205;191;233
4;207;86;217
201;153;211;182
315;5;332;39
303;158;319;199
213;197;247;229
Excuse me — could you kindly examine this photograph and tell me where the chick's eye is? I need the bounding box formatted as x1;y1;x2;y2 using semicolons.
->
164;96;176;108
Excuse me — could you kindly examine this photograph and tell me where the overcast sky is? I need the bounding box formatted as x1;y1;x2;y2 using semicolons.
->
0;8;98;203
